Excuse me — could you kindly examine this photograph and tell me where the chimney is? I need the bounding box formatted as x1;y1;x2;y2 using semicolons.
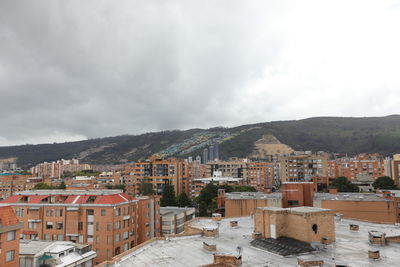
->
329;188;338;195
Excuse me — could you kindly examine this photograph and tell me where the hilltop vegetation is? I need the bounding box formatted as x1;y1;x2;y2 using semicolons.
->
1;115;400;168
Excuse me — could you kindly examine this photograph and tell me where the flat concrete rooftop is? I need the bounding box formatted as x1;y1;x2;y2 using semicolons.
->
226;192;282;200
314;192;391;202
107;216;400;267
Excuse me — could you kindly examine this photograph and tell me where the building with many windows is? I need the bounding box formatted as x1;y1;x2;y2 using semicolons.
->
0;205;23;266
0;190;160;265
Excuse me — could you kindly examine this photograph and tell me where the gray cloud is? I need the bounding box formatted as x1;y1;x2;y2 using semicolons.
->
0;0;400;146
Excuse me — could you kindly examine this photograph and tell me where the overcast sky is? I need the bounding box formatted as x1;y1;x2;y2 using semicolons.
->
1;0;400;146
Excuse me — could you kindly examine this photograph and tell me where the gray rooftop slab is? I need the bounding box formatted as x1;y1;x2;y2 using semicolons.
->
111;216;400;267
226;192;282;200
314;192;391;202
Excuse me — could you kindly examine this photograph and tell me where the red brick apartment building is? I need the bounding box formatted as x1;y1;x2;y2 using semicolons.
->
124;157;188;196
0;190;160;265
327;153;385;181
0;206;23;266
247;162;277;191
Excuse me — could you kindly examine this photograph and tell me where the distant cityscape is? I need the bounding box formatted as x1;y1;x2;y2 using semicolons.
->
2;144;400;266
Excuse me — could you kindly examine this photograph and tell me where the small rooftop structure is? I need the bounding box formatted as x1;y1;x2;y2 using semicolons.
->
19;240;96;267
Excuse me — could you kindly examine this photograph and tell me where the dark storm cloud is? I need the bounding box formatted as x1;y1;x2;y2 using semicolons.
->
1;0;400;146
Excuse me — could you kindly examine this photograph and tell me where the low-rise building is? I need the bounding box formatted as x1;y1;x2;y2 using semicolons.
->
19;240;96;267
224;192;281;217
160;207;195;235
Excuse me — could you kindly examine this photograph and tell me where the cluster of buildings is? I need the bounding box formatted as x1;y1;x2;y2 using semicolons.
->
3;151;400;202
30;159;91;178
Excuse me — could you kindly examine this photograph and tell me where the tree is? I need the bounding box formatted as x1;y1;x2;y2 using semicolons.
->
59;182;66;189
160;184;177;207
177;192;192;207
372;176;396;190
139;181;154;196
33;183;52;189
331;176;359;192
198;182;219;216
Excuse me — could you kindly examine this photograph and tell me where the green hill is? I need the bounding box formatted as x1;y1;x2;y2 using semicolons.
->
1;115;400;168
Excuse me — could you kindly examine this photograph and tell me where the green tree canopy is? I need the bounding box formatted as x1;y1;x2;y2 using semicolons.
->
160;184;177;207
34;183;52;189
139;181;154;196
372;176;396;190
331;176;359;192
177;192;192;207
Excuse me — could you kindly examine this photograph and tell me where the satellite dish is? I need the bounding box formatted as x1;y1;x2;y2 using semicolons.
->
310;242;324;251
236;246;243;256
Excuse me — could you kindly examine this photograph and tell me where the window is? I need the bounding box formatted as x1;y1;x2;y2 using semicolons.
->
56;222;63;230
107;224;111;231
87;235;93;242
78;222;83;230
58;235;64;241
44;234;50;240
87;209;94;215
115;221;120;230
46;222;53;229
101;209;106;216
312;224;318;234
115;234;120;242
116;208;121;216
96;222;99;231
7;230;16;241
96;236;99;244
107;236;110;244
287;200;299;206
6;250;15;262
124;243;129;251
19;257;33;267
123;231;129;240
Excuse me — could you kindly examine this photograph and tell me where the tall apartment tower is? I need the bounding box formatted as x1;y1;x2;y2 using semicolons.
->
209;145;215;161
203;148;209;164
214;143;219;160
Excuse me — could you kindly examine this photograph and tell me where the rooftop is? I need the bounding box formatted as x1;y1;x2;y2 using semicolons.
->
314;192;391;202
1;191;133;205
20;240;96;267
226;192;282;200
259;206;332;214
13;189;123;195
0;205;20;226
105;216;400;266
160;207;195;217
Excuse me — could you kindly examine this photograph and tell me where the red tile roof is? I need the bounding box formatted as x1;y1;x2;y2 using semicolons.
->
29;195;49;203
75;195;90;204
0;195;22;203
0;206;20;226
64;195;78;204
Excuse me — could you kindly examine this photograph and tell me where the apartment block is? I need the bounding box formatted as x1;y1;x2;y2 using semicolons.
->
0;174;43;199
0;205;23;266
127;157;188;195
279;152;328;182
0;190;161;265
30;159;91;178
205;158;248;179
247;161;279;191
327;153;385;181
